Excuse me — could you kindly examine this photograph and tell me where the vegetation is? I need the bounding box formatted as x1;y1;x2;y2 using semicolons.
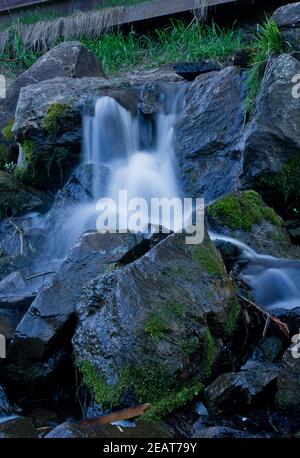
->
224;300;241;336
208;190;281;231
76;358;203;421
144;314;170;342
193;237;226;276
202;329;217;378
245;19;283;116
42;102;71;138
0;19;241;75
2;118;15;143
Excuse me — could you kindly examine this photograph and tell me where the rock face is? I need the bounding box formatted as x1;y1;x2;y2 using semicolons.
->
0;384;14;417
276;345;300;411
0;41;106;134
175;66;245;203
0;417;38;438
207;190;293;257
73;231;239;414
272;2;300;52
6;231;144;384
12;72;183;189
204;362;279;414
242;54;300;188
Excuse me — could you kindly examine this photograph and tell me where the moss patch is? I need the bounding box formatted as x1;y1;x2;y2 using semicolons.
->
2;118;15;143
224;299;241;336
0;144;9;167
76;358;203;420
202;329;218;378
193;238;226;276
208;190;281;231
144;315;169;343
42;102;71;138
168;302;186;319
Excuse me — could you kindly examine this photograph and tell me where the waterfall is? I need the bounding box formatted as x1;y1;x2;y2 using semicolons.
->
210;232;300;311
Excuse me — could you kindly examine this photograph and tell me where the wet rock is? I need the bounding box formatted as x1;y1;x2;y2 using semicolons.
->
272;307;300;335
0;416;38;438
0;171;50;220
73;230;239;414
272;2;300;52
175;66;245;203
0;41;105;135
207;190;293;257
174;60;220;81
242;55;300;193
6;231;147;384
245;336;284;365
0;384;14;417
45;420;171;438
204;362;279;414
276;345;300;411
192;424;262;438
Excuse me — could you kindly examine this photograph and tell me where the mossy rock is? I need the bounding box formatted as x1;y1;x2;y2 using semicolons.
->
42;102;73;139
207;190;294;257
2;118;15;143
0;170;48;219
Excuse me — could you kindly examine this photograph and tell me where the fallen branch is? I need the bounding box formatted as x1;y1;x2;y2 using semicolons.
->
237;293;290;338
80;403;151;427
9;219;24;256
26;271;56;281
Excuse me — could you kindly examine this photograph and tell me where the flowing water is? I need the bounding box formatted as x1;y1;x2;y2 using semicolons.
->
7;86;300;312
210;232;300;311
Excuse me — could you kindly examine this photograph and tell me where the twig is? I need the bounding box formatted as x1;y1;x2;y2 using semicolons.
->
237;293;290;338
26;271;56;281
80;403;151;426
9;219;24;256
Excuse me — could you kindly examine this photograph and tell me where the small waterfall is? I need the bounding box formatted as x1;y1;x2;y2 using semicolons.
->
45;87;186;257
210;232;300;311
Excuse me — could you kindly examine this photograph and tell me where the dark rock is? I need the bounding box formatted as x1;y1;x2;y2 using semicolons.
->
175;66;245;202
233;48;252;68
0;41;106;135
6;231;146;384
192;424;262;438
207;190;294;257
244;336;284;365
272;307;300;335
73;230;238;411
0;384;14;417
0;171;50;220
272;2;300;52
276;344;300;411
45;420;171;438
242;54;300;189
204;362;279;414
0;416;38;438
174;61;220;81
286;219;300;243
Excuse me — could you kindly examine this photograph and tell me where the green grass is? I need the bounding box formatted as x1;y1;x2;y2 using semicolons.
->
245;18;283;116
0;19;242;75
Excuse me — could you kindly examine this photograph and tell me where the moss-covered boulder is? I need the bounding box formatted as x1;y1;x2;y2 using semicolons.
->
0;171;50;220
72;230;239;420
207;190;294;257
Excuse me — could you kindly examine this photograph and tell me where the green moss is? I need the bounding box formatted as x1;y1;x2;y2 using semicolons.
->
208;190;281;231
0;144;9;167
180;336;200;357
202;329;218;378
224;299;240;336
141;381;203;422
42;102;71;138
193;239;226;276
168;302;186;319
2;118;15;143
260;153;300;215
144;315;169;342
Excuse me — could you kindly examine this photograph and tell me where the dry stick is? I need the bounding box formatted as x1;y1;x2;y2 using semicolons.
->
237;293;290;338
9;219;24;256
26;271;56;281
79;403;151;427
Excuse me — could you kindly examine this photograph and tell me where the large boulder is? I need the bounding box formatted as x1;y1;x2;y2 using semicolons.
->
5;231;146;384
242;54;300;198
0;41;106;134
175;66;245;203
72;231;239;419
276;344;300;411
204;362;279;414
272;2;300;52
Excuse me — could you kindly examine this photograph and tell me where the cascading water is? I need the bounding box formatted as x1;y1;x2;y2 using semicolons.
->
210;232;300;311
